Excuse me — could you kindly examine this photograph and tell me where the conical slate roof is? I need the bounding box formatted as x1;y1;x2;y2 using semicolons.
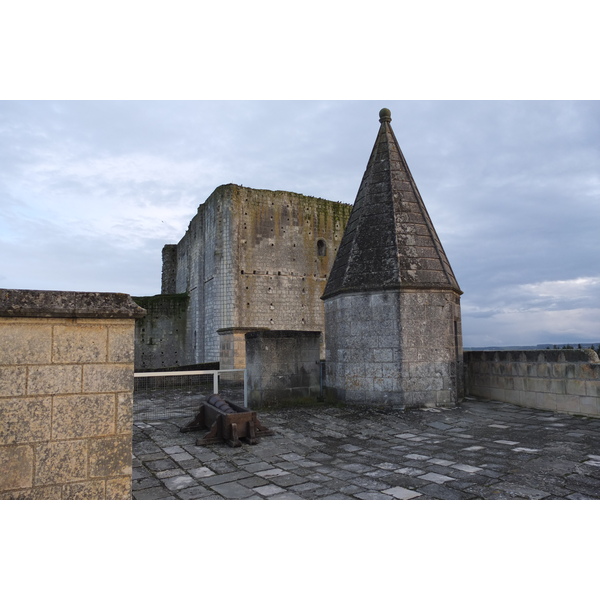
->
322;108;462;300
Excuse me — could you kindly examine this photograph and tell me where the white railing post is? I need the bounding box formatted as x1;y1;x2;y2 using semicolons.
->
213;371;219;394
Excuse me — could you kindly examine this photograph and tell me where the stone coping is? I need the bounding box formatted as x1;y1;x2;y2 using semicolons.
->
321;282;463;301
0;288;147;319
217;327;270;334
245;330;321;340
464;349;600;364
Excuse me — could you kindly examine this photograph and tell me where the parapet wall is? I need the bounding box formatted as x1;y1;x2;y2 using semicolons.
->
464;349;600;418
0;289;145;499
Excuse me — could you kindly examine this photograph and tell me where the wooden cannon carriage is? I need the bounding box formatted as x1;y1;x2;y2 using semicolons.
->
180;395;273;447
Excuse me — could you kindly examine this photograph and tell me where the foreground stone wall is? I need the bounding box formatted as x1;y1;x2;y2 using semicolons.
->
245;330;321;408
464;349;600;417
0;289;145;499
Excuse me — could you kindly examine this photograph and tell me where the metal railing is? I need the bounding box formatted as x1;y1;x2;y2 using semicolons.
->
133;369;247;422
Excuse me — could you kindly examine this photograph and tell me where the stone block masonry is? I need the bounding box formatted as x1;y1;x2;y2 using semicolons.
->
133;293;189;370
321;109;463;408
245;330;321;408
464;349;600;418
134;184;352;370
0;289;145;499
325;290;462;407
218;327;268;370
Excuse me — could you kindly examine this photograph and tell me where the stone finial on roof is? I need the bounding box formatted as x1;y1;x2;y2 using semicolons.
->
379;107;392;122
322;109;462;300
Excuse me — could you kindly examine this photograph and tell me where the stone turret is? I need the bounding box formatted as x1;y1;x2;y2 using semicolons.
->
322;109;463;407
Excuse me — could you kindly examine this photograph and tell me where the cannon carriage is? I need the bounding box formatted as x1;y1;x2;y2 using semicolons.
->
180;394;273;448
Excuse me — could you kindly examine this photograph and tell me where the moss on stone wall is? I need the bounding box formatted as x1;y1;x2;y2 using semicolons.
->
134;293;190;370
133;293;189;311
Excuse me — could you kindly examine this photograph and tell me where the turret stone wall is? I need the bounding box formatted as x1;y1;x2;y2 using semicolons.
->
325;290;462;406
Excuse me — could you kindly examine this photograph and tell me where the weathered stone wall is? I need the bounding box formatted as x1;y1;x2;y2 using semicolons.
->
231;186;350;346
245;330;321;408
161;245;178;295
137;184;352;368
324;290;463;407
133;293;189;370
218;327;267;370
464;349;600;417
398;290;463;406
172;187;225;363
0;289;145;500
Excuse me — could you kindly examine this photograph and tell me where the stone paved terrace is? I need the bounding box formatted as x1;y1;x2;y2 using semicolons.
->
132;395;600;500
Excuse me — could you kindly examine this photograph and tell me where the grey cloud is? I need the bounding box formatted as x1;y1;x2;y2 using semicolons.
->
1;100;599;346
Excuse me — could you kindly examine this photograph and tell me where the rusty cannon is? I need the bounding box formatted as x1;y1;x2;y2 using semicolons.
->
180;394;273;447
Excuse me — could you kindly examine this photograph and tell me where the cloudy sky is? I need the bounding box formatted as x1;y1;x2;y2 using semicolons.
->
2;100;599;348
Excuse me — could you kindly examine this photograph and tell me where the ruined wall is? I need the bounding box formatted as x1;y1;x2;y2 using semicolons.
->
170;186;231;364
231;186;350;344
245;330;321;408
325;290;463;407
465;350;600;417
161;245;178;295
133;293;189;370
139;184;352;368
0;289;145;500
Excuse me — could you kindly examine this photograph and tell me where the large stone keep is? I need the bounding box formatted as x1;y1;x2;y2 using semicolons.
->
322;109;463;407
135;184;352;370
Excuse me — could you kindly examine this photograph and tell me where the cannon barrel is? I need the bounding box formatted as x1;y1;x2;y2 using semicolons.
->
180;394;273;447
206;394;236;414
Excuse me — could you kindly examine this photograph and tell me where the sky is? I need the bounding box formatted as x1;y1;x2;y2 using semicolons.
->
2;2;599;350
1;100;599;348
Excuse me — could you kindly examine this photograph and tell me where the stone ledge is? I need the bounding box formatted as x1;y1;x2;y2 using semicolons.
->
0;289;146;320
245;330;321;340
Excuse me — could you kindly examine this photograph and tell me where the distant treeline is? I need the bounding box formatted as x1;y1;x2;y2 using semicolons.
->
465;343;600;351
542;343;599;351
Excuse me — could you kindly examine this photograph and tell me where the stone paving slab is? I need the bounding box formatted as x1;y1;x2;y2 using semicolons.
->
132;397;600;500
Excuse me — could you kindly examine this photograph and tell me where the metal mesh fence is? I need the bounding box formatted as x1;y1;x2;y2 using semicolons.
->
133;370;245;422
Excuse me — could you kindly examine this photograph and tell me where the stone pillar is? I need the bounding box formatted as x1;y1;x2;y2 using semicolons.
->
217;327;268;370
245;330;321;408
0;289;146;500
